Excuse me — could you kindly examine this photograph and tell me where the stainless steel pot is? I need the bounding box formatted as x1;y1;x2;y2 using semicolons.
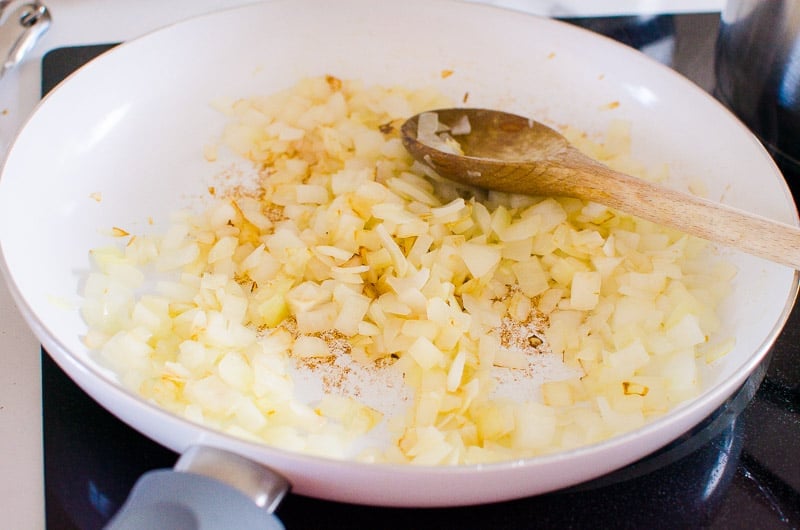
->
715;0;800;185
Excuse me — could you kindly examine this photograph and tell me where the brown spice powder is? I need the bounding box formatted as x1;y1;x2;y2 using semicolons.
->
497;314;549;355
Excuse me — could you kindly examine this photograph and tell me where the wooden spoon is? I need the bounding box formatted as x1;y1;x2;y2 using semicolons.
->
401;108;800;270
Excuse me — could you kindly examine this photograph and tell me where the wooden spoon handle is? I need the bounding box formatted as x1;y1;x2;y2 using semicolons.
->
587;165;800;269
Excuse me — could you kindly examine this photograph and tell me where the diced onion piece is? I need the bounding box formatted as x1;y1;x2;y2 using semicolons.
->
449;114;472;136
292;335;330;358
408;336;445;370
459;241;501;279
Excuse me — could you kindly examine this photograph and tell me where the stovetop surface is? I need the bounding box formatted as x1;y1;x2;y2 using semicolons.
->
41;15;800;530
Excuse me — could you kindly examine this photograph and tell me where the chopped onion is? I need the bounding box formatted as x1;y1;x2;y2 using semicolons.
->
82;75;735;465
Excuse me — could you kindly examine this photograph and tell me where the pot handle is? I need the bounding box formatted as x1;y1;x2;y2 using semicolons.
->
104;445;291;530
0;2;51;79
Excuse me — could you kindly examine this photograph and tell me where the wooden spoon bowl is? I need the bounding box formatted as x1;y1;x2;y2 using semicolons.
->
401;108;800;269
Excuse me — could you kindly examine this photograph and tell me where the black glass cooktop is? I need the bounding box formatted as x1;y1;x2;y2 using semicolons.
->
41;14;800;530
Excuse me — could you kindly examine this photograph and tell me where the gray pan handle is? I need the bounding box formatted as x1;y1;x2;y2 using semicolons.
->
105;446;291;530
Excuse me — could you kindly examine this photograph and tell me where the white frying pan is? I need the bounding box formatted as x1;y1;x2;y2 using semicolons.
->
0;0;797;526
